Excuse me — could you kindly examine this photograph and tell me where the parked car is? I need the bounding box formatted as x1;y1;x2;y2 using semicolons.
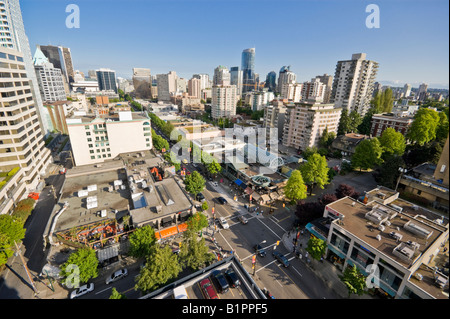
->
238;215;248;224
105;268;128;284
219;217;229;229
272;251;290;267
254;244;267;257
196;193;206;202
224;268;240;288
210;181;218;187
199;278;218;299
70;283;94;299
211;270;229;293
217;197;228;204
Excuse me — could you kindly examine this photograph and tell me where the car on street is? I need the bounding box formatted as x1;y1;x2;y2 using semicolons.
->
105;268;128;284
238;215;248;224
210;181;218;187
224;268;240;288
254;244;267;257
272;251;290;267
70;283;94;299
219;217;229;229
196;193;206;202
217;196;228;205
211;270;229;293
182;159;188;164
199;278;218;299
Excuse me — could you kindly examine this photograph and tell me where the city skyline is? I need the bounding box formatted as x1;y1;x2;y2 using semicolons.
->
21;0;449;89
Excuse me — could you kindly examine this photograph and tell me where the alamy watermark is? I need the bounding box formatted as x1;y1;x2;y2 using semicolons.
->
66;4;80;29
366;4;380;29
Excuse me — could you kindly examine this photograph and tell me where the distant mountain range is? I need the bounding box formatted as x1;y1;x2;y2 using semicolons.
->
379;80;449;90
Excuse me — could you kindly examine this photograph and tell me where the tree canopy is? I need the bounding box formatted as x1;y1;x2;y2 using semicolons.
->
299;153;330;194
284;170;307;202
351;138;383;170
128;225;157;258
60;248;99;285
407;108;440;145
378;127;406;158
339;264;367;297
184;171;205;196
306;237;327;261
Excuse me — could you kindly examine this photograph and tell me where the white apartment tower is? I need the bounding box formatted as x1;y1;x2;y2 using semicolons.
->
403;83;412;98
0;47;52;215
0;0;50;133
211;85;237;119
301;77;326;102
330;53;379;116
277;66;297;93
282;102;342;151
213;65;231;86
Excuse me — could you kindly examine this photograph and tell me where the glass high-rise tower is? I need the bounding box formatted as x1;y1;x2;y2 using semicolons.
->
241;48;255;93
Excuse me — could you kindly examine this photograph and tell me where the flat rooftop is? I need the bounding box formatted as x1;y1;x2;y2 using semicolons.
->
327;197;447;269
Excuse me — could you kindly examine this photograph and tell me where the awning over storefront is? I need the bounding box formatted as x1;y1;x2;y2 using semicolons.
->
158;225;178;239
234;179;243;186
177;223;188;233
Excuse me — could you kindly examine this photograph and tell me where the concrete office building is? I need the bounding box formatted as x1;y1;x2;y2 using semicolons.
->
211;85;237;119
96;68;118;93
282;102;341;151
38;45;74;86
263;100;287;142
132;68;152;99
0;0;50;133
157;71;177;102
0;47;52;215
33;47;66;102
403;83;412;98
330;53;379;116
66;111;152;166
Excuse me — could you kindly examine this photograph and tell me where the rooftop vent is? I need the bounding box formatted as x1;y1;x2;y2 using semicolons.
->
404;220;433;239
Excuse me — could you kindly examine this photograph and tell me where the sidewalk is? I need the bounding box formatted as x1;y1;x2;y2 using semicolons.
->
281;228;375;299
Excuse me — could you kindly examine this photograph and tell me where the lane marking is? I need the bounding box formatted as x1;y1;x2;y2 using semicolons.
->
256;218;282;239
95;287;112;295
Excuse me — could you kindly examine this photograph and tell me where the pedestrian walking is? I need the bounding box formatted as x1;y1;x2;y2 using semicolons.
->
320;257;324;263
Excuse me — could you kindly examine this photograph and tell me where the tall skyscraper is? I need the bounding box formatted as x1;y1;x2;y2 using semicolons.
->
38;45;74;85
132;68;152;99
213;65;231;86
403;83;412;97
0;47;52;215
277;66;297;93
0;0;50;133
241;48;255;93
96;68;118;93
188;77;201;99
33;47;66;102
211;85;237;119
230;67;243;97
417;83;428;101
301;77;326;102
315;74;333;103
157;71;178;102
330;53;379;116
265;71;277;92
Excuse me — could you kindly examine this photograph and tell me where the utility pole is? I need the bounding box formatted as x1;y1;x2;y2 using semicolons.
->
14;241;38;296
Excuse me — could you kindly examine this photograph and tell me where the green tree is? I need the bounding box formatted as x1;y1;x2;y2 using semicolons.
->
338;109;350;135
201;201;209;213
128;225;157;258
284;170;307;203
186;212;209;233
377;155;404;189
179;231;215;271
206;159;222;176
339;264;367;298
351;138;383;171
135;245;182;293
306;237;327;261
299;153;330;195
109;287;127;299
407;108;440;145
301;146;318;160
436;111;449;141
348;110;362;133
319;127;336;148
0;214;26;265
357;108;377;135
184;171;205;196
378;127;406;158
60;248;99;285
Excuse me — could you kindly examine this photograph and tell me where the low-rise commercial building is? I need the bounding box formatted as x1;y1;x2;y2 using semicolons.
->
67;111;152;166
307;186;449;299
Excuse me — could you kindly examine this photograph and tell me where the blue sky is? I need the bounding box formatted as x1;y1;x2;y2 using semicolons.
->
21;0;449;88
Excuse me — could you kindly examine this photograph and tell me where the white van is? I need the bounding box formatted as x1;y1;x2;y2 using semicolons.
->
173;285;188;299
